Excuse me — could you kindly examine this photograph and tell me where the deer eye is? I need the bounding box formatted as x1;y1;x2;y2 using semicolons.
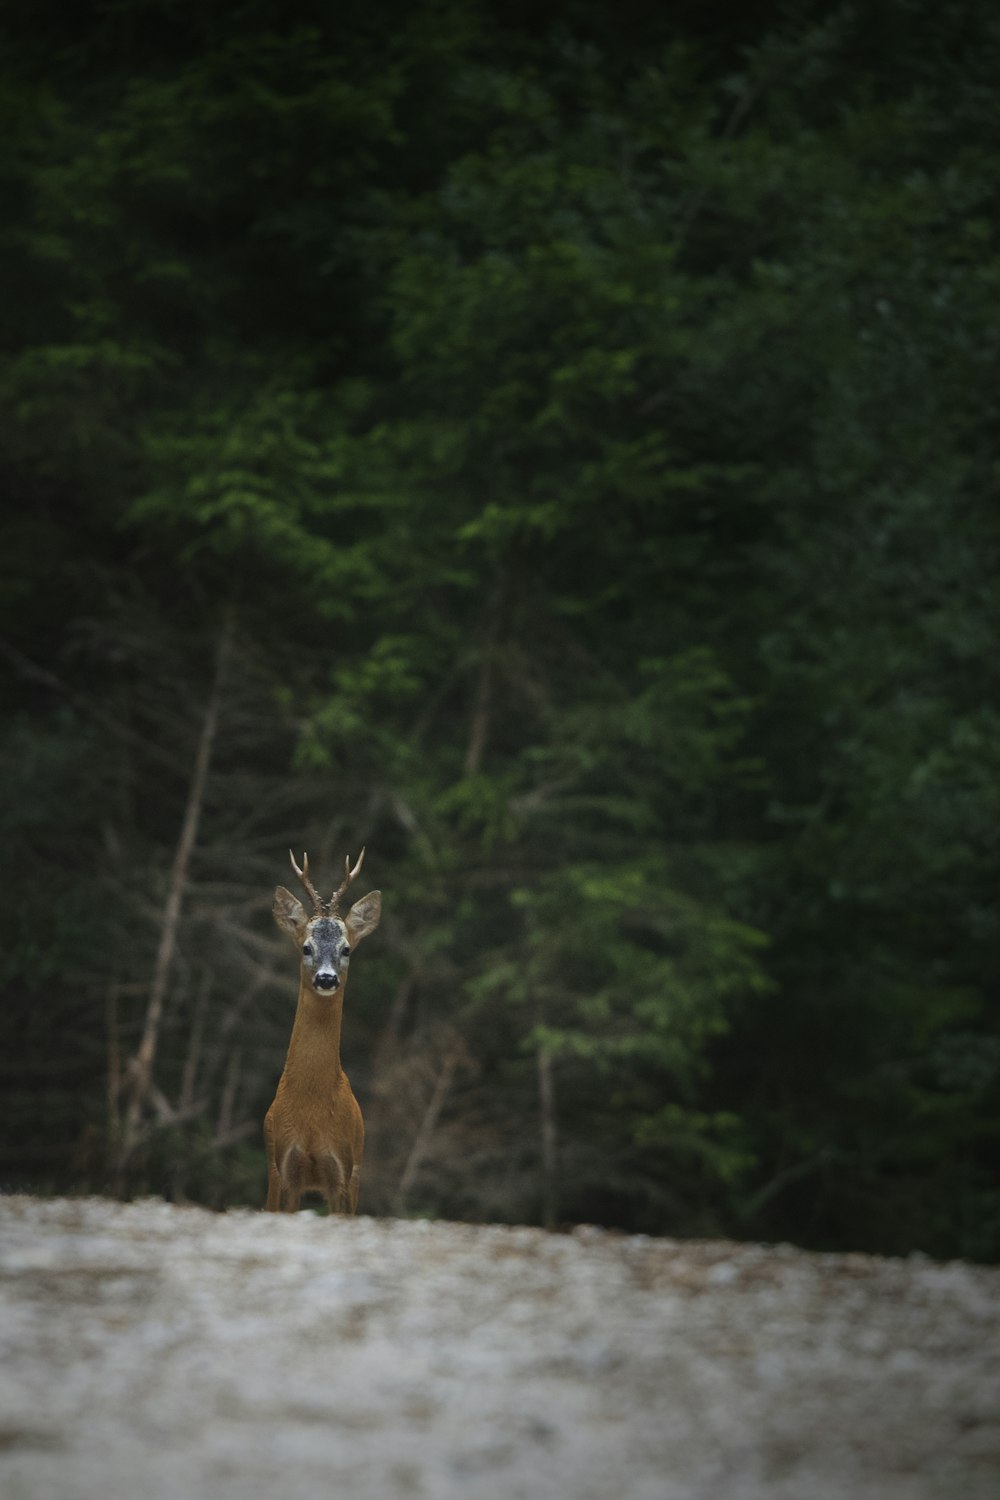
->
340;945;351;959
302;943;314;958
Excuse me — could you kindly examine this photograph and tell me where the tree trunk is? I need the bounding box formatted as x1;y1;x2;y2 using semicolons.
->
463;569;509;776
105;982;121;1160
179;969;211;1114
464;649;495;776
538;1044;558;1230
394;1043;460;1214
122;611;234;1150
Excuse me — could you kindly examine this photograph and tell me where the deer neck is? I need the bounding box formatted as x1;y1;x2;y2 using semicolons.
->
280;979;347;1092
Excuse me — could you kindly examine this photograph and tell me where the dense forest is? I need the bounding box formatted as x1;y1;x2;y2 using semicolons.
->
1;0;998;1261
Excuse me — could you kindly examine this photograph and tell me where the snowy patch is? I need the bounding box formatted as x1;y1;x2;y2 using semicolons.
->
0;1196;998;1499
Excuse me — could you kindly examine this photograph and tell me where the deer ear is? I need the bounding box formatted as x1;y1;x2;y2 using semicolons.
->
345;890;381;946
273;886;307;941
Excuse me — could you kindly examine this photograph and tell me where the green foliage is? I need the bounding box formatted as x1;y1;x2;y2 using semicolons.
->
1;0;998;1256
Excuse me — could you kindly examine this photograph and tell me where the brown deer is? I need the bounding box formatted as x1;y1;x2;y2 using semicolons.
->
264;848;381;1214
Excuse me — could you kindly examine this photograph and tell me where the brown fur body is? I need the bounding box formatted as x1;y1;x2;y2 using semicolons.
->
264;986;365;1213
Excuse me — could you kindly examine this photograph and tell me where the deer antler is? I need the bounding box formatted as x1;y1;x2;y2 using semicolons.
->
330;847;366;914
289;849;323;915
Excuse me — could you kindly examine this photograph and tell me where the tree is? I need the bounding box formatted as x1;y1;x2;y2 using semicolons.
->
1;0;998;1257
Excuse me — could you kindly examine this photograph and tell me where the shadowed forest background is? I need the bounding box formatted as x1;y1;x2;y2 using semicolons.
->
1;0;998;1261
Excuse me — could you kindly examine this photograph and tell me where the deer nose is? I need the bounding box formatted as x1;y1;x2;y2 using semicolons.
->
315;971;339;991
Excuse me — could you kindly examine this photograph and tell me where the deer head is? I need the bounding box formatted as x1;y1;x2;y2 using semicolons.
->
273;848;382;996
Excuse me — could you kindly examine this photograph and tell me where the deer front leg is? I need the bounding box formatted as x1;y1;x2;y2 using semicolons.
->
265;1167;281;1212
263;1113;281;1212
317;1152;353;1216
278;1144;307;1212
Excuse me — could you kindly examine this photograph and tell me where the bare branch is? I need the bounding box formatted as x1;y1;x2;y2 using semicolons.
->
123;608;234;1149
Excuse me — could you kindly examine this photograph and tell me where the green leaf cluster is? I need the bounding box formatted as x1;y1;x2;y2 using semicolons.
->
1;0;998;1254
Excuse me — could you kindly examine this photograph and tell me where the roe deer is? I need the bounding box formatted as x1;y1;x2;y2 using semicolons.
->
264;848;381;1214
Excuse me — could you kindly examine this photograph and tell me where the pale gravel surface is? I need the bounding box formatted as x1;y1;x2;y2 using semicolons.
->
0;1196;998;1500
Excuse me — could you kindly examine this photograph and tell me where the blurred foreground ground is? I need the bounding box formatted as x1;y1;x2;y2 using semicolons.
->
0;1195;998;1500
